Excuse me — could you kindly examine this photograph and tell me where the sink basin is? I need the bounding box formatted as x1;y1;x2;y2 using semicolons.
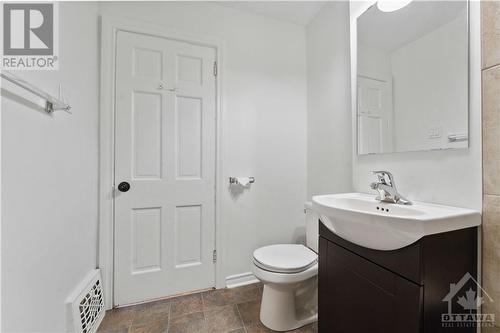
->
312;193;481;251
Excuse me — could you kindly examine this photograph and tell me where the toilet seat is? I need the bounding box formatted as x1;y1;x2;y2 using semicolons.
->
253;244;317;274
253;261;318;285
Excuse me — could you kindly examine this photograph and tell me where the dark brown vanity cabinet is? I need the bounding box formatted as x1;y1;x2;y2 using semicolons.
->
318;223;478;333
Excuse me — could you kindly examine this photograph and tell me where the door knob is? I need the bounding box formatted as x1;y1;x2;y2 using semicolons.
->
117;182;130;192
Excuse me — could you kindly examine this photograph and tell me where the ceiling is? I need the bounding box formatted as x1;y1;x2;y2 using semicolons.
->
216;1;327;26
358;1;467;52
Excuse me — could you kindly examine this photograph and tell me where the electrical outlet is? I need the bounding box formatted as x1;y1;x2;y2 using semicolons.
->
427;126;442;139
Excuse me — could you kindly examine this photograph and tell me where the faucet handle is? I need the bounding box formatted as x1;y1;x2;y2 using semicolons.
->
371;170;395;186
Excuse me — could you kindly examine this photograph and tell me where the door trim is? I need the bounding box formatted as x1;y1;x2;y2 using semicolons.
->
99;16;225;309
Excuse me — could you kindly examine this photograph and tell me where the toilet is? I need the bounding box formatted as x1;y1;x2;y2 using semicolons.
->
252;202;319;331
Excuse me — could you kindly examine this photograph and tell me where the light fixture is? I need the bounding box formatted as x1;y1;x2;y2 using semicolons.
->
377;0;413;12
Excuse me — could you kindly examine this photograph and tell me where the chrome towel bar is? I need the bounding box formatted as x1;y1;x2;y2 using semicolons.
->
1;71;71;114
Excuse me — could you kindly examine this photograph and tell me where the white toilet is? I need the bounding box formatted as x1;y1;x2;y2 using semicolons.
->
252;202;318;331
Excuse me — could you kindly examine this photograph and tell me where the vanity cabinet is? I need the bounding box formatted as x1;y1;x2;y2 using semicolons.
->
318;223;477;333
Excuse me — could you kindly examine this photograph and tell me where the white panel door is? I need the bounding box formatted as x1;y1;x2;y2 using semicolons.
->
114;31;217;305
357;76;393;154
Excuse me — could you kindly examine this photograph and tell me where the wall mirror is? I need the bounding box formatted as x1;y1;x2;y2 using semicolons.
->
356;1;469;155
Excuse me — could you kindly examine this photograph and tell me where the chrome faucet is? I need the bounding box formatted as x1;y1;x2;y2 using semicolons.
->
370;171;412;205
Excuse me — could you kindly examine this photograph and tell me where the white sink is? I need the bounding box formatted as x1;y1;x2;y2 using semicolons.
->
312;193;481;251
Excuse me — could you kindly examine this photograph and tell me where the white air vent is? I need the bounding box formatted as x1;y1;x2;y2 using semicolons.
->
67;269;105;333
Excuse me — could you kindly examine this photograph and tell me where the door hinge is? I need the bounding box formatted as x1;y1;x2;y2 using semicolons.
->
213;61;218;77
213;250;217;263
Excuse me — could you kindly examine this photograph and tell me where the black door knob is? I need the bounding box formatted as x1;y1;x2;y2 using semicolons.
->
118;182;130;192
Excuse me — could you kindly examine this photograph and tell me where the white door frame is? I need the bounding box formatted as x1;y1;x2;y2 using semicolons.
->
99;16;225;309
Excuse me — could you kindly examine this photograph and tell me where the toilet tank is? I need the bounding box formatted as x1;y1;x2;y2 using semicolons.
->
304;202;319;253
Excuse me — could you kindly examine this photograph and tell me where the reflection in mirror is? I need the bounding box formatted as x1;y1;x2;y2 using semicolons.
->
356;1;469;155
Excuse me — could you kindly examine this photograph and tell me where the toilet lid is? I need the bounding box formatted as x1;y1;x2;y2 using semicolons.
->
253;244;317;273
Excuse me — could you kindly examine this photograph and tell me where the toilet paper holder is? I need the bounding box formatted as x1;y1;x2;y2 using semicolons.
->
229;176;255;185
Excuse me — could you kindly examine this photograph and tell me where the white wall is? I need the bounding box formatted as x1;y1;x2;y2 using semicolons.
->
1;3;99;332
357;43;392;81
306;2;353;198
99;2;308;283
350;1;482;210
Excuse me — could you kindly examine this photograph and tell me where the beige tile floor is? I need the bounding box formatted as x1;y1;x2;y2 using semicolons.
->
97;283;317;333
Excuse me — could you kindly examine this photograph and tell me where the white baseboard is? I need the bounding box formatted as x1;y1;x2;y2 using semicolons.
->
225;272;259;289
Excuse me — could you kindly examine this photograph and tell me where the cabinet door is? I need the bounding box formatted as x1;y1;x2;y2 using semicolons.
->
319;238;422;333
